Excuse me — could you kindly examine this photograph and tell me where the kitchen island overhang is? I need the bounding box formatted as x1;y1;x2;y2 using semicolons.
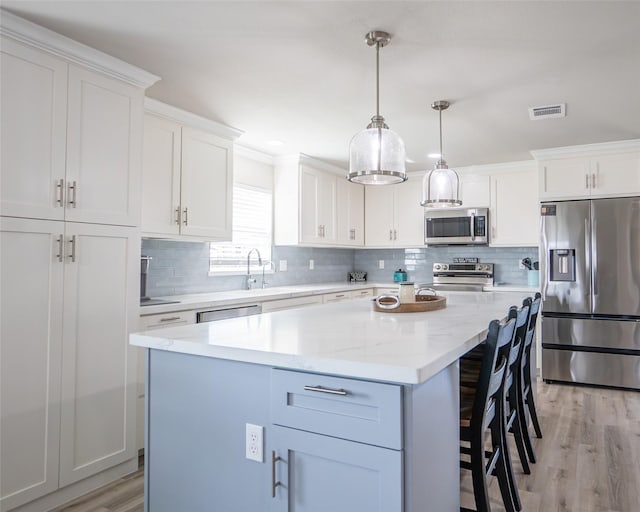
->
131;291;526;385
131;291;528;512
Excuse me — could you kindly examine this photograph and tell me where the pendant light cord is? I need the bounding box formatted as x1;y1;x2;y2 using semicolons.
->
439;106;444;165
375;41;380;118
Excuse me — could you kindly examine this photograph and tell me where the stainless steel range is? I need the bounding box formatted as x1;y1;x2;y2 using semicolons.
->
424;262;494;292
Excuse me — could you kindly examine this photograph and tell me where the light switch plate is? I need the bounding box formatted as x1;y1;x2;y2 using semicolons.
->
309;259;314;270
279;260;287;271
378;260;385;269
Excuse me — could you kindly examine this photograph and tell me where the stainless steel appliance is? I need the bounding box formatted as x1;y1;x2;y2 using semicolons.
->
540;197;640;389
421;262;494;292
196;304;262;323
424;207;489;245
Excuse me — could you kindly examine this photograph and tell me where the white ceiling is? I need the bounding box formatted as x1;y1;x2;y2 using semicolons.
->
3;1;640;170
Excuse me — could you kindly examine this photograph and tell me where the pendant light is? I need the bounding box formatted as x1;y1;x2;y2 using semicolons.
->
348;31;407;185
421;100;462;207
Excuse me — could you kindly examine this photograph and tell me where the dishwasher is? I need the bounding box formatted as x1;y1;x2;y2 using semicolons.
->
196;304;262;323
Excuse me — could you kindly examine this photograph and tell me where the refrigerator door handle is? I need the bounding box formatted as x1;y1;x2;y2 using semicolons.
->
541;215;548;301
591;215;598;297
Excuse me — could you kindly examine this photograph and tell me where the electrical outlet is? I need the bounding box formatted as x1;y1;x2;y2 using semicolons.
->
309;259;314;270
518;259;525;270
378;260;385;269
279;260;287;271
245;423;263;463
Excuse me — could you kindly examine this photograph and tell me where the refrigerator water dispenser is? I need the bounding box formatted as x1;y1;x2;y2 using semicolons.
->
550;249;576;281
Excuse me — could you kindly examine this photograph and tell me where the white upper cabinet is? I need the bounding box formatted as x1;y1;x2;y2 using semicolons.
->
141;114;182;236
1;37;68;221
336;179;365;246
364;176;424;247
274;155;359;247
459;173;491;207
534;141;640;200
65;66;144;226
489;165;539;247
1;38;147;226
141;100;240;241
180;126;233;239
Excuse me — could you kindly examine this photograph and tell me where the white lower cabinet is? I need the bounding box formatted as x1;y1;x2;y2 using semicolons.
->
261;295;324;313
136;310;197;450
0;217;139;509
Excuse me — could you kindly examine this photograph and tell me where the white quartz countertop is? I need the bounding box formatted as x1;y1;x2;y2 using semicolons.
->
131;290;529;385
139;282;385;315
139;282;534;315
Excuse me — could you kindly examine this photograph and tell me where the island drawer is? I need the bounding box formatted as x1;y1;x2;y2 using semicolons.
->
271;369;402;449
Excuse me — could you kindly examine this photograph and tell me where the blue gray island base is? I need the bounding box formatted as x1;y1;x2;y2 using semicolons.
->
144;350;459;511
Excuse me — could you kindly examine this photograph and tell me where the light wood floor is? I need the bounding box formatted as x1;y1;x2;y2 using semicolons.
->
461;381;640;512
52;381;639;512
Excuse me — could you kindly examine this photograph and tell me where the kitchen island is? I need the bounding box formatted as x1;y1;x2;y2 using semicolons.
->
131;291;527;512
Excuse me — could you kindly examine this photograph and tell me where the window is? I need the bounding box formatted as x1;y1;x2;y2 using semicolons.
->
209;184;272;274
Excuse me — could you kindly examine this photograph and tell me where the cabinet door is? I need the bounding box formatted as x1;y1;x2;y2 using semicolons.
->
0;38;68;221
271;426;402;512
0;218;64;510
299;166;322;244
318;171;337;243
460;174;491;207
539;157;590;199
394;178;425;246
59;223;138;486
490;170;539;246
591;152;640;197
141;114;181;236
65;65;143;226
337;179;364;246
364;185;395;246
180;126;233;240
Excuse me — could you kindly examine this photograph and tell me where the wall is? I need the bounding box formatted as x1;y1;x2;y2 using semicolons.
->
142;239;538;297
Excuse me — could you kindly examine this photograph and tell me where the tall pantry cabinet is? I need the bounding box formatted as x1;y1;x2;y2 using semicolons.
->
0;12;159;512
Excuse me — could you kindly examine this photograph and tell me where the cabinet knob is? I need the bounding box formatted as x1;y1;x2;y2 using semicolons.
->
175;207;181;225
183;207;188;226
271;451;283;498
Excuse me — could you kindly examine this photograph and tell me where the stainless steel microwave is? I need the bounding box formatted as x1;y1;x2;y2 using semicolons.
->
424;207;489;245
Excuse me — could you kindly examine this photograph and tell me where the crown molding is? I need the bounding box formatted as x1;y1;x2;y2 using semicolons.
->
531;139;640;160
0;9;160;88
145;98;243;140
234;145;275;165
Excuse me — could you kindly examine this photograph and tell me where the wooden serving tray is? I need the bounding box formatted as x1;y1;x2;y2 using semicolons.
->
373;294;447;313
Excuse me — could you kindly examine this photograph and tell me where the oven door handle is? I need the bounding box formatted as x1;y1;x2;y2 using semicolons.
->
470;213;476;242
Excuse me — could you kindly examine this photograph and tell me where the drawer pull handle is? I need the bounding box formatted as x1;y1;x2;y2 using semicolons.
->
159;316;181;322
303;385;348;396
271;451;283;498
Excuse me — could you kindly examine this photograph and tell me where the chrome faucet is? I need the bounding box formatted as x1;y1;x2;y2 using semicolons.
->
261;260;276;288
246;248;262;290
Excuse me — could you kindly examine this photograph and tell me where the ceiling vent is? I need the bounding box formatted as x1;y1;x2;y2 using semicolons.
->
528;103;566;120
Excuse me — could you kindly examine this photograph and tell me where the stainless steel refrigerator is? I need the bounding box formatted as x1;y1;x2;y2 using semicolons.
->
540;197;640;389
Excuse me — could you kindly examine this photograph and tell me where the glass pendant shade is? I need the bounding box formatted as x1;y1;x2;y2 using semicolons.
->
348;123;407;185
421;99;462;207
421;163;462;207
347;30;406;185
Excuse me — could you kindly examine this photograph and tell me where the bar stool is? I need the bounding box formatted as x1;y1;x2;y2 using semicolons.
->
461;302;531;510
517;292;543;464
460;316;517;512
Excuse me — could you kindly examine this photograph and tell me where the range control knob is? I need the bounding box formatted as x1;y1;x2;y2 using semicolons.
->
442;264;449;270
434;264;441;270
